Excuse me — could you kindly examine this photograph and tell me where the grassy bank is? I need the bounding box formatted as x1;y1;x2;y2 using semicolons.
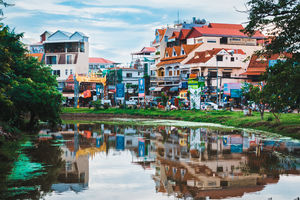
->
62;107;300;139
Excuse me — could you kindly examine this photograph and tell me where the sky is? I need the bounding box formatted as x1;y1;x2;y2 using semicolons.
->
2;0;250;64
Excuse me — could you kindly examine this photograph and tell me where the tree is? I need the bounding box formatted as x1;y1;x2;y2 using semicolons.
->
0;25;62;128
242;82;267;120
0;0;14;20
262;60;300;121
244;0;300;121
244;0;300;60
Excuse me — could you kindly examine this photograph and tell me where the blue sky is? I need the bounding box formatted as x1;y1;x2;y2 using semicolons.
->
3;0;249;64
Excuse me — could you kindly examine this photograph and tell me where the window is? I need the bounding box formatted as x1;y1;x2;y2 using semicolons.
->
236;57;238;60
207;39;217;43
216;55;223;61
66;55;72;64
209;71;217;77
53;70;60;77
70;69;73;75
173;50;176;56
65;69;68;76
169;70;172;76
223;72;231;78
166;52;169;57
89;65;93;69
126;73;132;78
231;57;234;62
100;65;105;68
181;49;185;55
46;56;57;64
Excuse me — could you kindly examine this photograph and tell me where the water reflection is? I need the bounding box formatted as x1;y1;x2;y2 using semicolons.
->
3;123;300;199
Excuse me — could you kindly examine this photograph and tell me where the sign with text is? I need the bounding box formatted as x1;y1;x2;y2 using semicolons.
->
116;83;125;98
138;78;145;97
96;84;101;95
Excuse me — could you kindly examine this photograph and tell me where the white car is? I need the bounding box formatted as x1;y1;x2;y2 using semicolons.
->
201;102;219;110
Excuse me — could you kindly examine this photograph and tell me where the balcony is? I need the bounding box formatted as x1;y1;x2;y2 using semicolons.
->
156;76;180;82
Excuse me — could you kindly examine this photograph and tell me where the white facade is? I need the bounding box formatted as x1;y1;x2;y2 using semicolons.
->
43;30;89;88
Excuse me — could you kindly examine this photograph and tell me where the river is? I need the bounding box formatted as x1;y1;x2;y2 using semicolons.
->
1;119;300;200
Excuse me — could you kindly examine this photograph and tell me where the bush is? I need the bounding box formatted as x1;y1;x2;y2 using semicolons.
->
103;104;109;110
92;100;102;110
267;116;273;121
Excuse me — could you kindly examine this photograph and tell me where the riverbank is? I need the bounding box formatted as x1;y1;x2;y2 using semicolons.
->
61;108;300;139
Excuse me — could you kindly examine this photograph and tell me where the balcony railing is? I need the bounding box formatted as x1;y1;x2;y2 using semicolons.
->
156;76;180;82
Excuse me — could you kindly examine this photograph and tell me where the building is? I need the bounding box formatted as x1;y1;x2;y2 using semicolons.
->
43;30;89;90
88;57;118;74
241;53;291;83
150;21;266;99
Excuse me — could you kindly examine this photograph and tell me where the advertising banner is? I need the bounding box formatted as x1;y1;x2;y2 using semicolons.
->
96;84;101;95
138;138;145;157
116;134;125;151
116;83;125;98
230;89;242;98
96;136;101;148
138;78;145;97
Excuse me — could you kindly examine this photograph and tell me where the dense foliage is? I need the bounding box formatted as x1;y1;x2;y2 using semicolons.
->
244;0;300;59
0;25;62;128
244;0;300;121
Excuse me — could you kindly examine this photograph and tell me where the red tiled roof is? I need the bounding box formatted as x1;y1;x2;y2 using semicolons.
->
89;57;115;64
241;53;292;75
179;29;191;40
141;47;156;53
187;26;265;39
208;23;244;30
66;74;74;83
186;48;246;64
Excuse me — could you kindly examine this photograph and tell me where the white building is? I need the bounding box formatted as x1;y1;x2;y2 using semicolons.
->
43;30;89;89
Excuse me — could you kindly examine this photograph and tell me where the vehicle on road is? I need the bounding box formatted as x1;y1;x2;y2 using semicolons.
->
201;102;219;110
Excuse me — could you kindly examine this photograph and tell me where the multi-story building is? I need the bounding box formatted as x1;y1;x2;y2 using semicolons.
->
88;57;118;74
43;30;89;90
151;22;266;98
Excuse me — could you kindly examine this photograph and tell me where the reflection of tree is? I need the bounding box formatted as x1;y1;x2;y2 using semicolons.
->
4;141;64;200
246;151;282;177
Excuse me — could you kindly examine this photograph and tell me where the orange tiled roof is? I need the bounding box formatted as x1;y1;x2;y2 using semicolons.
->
29;53;44;62
157;44;201;66
241;53;292;75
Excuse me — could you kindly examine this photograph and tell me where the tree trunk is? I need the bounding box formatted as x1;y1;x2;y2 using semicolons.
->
260;104;265;120
272;112;280;123
28;111;36;129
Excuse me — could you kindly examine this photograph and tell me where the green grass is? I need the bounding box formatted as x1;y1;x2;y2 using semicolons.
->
61;107;300;139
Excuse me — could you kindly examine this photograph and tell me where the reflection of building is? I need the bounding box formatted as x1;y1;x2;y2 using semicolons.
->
43;123;300;198
151;128;287;199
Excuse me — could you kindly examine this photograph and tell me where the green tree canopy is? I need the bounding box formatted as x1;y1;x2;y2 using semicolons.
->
244;0;300;60
0;25;62;127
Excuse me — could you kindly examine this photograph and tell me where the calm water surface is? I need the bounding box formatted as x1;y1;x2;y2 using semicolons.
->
1;121;300;200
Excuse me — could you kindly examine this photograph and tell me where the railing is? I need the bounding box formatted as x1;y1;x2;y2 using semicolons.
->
156;76;180;82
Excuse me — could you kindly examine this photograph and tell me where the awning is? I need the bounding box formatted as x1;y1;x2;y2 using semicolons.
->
62;93;74;98
149;87;155;91
153;87;163;92
170;86;179;92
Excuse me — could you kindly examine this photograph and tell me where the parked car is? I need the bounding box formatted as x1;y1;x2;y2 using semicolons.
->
201;102;219;110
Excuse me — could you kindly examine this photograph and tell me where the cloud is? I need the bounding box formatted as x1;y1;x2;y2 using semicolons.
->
4;0;251;64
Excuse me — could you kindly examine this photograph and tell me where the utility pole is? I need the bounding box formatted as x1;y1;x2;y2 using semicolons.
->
216;57;219;106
